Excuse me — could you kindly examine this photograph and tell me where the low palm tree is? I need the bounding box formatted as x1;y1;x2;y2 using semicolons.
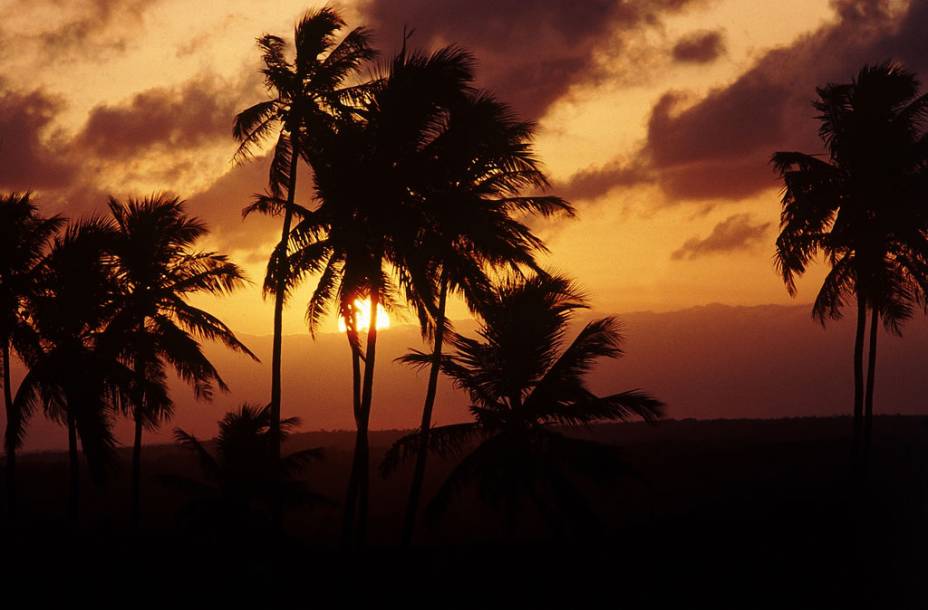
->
772;62;928;463
104;194;256;525
0;192;64;516
233;6;374;459
166;404;328;537
13;218;128;525
382;273;663;537
395;92;573;545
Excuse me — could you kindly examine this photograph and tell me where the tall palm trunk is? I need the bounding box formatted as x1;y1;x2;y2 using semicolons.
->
401;270;449;546
130;410;143;526
2;339;16;517
863;306;879;464
270;135;301;451
67;409;79;527
130;355;144;526
852;290;867;468
355;288;381;546
268;135;300;530
341;329;363;545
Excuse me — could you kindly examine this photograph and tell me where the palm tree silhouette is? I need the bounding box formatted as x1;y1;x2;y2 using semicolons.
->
12;218;129;525
104;194;256;525
396;92;573;545
772;62;928;463
166;404;328;537
0;192;64;517
288;43;490;545
233;6;374;461
382;273;663;537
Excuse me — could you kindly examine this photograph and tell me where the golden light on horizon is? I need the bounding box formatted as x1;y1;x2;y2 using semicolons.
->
337;297;391;333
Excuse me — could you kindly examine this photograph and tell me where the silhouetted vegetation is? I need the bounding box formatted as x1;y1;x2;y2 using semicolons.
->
104;195;255;525
0;192;64;517
233;6;375;472
772;63;928;467
1;8;927;604
165;404;327;539
384;273;662;537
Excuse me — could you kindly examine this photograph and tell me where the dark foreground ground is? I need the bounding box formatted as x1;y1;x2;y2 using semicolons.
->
3;416;927;606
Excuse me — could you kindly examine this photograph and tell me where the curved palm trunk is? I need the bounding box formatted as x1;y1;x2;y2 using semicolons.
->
863;307;879;465
67;409;79;528
2;339;16;517
401;271;449;546
852;291;867;469
340;329;363;546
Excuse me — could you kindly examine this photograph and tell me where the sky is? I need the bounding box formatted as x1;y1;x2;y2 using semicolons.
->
1;0;927;337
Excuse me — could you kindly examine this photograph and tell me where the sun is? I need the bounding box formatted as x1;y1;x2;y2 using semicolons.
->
337;297;390;333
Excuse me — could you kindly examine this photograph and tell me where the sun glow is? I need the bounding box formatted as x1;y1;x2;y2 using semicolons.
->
337;298;391;333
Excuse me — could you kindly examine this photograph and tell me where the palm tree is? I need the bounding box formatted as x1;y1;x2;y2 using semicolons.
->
166;404;328;537
288;44;487;545
12;218;128;525
233;6;374;460
0;192;64;517
395;92;573;545
772;62;928;463
104;194;256;525
382;273;663;536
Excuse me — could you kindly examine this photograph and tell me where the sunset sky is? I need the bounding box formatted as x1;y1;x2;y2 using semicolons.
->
1;0;927;336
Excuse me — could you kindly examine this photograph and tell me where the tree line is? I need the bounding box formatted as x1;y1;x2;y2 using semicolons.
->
1;6;926;546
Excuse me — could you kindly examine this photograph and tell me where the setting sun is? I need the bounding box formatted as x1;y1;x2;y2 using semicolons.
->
337;297;390;333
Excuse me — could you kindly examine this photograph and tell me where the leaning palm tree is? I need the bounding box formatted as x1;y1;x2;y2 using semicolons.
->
13;218;129;525
233;6;375;456
0;192;64;516
104;194;256;525
395;92;573;545
772;62;928;463
166;404;328;537
382;273;663;536
288;44;486;545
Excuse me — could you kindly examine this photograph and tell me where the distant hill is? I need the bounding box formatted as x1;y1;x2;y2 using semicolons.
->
8;302;928;451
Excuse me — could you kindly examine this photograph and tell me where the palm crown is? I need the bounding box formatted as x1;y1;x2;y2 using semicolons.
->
106;194;255;418
773;62;928;328
234;7;375;219
0;193;64;457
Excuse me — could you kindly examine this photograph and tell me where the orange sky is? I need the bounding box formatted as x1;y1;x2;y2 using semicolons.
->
1;0;926;337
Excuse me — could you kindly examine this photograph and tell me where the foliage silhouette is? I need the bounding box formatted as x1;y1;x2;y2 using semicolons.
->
12;217;128;525
0;192;64;517
288;42;484;545
394;91;573;545
772;62;928;464
164;404;328;538
233;5;375;468
104;194;255;525
382;273;663;536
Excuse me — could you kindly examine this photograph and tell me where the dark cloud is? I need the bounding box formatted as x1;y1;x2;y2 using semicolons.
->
0;0;158;63
671;30;725;63
0;69;273;242
643;0;928;202
671;213;770;260
184;155;278;250
362;0;706;119
557;159;652;201
76;76;249;158
184;152;316;252
0;86;77;190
